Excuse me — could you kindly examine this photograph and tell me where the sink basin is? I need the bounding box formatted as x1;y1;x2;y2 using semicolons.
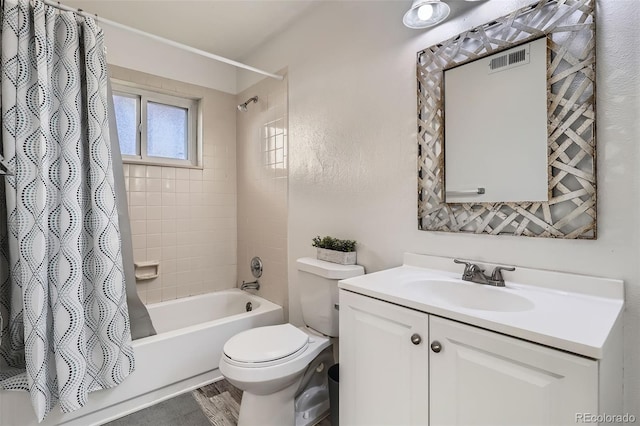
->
402;279;535;312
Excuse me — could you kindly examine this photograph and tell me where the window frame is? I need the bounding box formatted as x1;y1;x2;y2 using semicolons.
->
112;80;201;168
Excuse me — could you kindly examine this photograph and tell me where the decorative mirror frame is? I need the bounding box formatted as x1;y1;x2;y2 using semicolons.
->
417;0;596;238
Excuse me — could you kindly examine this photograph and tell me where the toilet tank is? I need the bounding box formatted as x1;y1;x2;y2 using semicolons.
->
296;257;365;337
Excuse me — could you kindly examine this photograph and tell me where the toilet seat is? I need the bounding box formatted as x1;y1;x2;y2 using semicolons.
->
223;324;310;368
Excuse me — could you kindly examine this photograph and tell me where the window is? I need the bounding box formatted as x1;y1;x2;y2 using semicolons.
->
112;82;199;167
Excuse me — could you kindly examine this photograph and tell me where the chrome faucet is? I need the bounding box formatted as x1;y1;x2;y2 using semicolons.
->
453;259;515;287
241;279;260;291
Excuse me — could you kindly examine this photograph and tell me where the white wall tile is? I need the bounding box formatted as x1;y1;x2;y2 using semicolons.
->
176;179;190;193
130;177;146;192
162;219;177;233
162;179;176;193
162;232;176;246
130;220;147;235
146;192;162;206
163;259;176;274
130;206;146;221
189;180;203;193
176;218;190;233
176;168;190;180
146;166;162;179
147;233;162;248
161;246;177;260
130;192;146;206
161;167;176;180
147;220;162;234
162;192;176;206
146;247;161;261
132;234;146;250
146;178;162;192
146;289;162;304
190;169;203;181
236;76;288;317
130;165;146;178
147;206;162;220
162;273;176;287
133;248;146;261
114;66;237;304
146;276;162;292
160;204;176;219
176;193;190;205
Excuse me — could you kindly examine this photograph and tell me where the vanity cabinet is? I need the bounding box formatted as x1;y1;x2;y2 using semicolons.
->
430;316;597;426
339;289;429;426
340;290;599;426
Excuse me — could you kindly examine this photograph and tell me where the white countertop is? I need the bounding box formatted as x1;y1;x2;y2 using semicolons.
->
338;253;624;359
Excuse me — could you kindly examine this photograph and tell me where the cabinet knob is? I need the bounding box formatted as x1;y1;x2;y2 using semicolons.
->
410;333;422;345
430;341;442;353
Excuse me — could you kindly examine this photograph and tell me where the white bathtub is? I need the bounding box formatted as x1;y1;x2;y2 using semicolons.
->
0;289;283;426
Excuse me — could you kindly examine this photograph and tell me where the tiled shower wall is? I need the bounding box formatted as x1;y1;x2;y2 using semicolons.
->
236;71;289;319
110;66;238;304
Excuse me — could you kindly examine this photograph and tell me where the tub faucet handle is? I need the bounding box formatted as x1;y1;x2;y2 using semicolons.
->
241;280;260;291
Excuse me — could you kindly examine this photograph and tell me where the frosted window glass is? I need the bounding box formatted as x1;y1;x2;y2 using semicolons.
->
147;102;188;160
113;94;138;156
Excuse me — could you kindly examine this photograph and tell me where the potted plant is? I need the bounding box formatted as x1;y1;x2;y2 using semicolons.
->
312;236;357;265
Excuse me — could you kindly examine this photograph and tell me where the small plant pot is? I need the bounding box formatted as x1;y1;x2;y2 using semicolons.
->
317;248;357;265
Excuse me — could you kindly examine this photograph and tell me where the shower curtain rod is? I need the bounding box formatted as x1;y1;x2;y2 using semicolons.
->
41;0;285;81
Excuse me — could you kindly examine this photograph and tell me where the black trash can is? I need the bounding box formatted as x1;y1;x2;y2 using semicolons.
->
328;363;339;426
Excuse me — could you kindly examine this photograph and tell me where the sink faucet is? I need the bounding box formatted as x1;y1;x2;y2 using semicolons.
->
241;279;260;291
453;259;515;287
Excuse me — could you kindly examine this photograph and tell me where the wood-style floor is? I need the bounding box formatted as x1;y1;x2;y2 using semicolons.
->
105;379;332;426
192;380;243;426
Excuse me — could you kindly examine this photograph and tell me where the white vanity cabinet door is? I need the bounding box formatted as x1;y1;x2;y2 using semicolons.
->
429;316;598;426
339;290;429;426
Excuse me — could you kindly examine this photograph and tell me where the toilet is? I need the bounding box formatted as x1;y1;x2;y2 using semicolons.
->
219;257;364;426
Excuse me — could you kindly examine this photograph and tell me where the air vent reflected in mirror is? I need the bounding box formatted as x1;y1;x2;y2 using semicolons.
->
488;43;532;74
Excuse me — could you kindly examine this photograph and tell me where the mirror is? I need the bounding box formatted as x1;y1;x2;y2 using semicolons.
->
444;38;548;203
417;0;596;238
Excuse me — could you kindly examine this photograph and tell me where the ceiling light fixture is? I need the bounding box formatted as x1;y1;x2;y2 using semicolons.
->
403;0;450;29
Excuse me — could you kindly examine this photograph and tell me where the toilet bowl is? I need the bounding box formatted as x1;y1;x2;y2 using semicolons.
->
220;258;365;426
219;324;332;426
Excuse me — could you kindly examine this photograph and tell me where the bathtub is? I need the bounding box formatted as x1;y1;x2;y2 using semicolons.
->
0;289;283;426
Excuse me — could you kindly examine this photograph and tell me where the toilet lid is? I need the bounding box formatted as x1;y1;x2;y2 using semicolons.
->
223;324;309;364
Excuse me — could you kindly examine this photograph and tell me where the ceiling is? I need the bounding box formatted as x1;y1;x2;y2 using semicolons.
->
63;1;482;62
64;0;320;60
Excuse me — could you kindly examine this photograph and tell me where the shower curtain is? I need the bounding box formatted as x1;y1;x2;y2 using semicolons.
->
0;0;136;421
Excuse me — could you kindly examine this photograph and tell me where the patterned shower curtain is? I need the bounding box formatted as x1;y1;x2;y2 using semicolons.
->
0;0;134;421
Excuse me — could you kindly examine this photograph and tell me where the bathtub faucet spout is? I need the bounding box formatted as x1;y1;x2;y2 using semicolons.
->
241;280;260;291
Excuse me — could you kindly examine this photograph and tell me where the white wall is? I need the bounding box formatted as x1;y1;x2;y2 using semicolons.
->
101;21;237;94
239;0;640;415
